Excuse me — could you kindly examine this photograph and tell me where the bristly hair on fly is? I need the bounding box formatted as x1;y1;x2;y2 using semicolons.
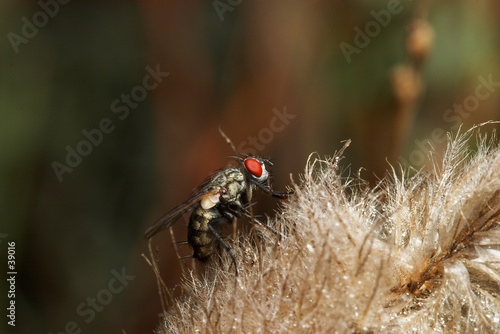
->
154;123;500;334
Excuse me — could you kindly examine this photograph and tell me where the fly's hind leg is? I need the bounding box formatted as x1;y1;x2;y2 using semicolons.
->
207;218;239;276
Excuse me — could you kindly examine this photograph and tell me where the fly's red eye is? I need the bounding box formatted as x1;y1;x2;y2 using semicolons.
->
244;158;263;177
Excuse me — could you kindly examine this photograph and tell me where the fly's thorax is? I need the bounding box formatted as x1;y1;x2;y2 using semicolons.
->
219;166;247;204
226;179;245;198
223;166;245;183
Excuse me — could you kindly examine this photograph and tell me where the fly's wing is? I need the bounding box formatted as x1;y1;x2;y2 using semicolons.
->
143;170;225;239
144;199;198;240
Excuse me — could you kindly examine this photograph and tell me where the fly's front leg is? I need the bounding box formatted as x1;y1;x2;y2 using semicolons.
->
254;180;293;199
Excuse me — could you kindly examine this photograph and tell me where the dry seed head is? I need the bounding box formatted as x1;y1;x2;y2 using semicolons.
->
158;125;500;333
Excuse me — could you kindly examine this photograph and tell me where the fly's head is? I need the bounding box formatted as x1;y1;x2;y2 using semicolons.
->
242;157;271;187
240;156;292;200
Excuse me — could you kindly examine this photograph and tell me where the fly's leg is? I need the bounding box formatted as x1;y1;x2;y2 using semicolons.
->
207;218;239;275
254;180;293;199
225;202;278;235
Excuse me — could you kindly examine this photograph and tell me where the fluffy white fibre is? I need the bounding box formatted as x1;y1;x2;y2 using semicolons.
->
156;127;500;334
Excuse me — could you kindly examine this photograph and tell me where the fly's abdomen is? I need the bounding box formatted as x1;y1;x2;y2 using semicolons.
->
188;207;222;261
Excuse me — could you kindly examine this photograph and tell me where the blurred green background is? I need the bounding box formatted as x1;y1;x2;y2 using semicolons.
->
1;1;499;333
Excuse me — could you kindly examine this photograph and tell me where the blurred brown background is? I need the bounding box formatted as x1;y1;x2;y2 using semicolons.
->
1;1;499;333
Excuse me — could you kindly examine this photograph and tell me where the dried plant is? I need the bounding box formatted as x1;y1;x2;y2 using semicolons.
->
151;125;500;334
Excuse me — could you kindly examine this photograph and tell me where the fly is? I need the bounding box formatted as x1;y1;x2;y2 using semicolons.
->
144;156;292;275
